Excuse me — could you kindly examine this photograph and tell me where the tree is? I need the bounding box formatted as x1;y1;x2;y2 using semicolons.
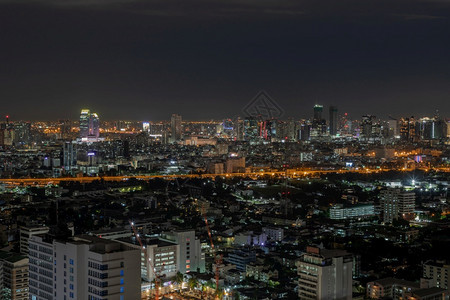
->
174;271;184;291
188;277;199;290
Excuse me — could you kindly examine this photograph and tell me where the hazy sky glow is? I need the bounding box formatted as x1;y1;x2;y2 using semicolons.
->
1;0;450;121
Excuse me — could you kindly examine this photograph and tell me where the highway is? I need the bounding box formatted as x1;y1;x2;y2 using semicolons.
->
0;167;448;187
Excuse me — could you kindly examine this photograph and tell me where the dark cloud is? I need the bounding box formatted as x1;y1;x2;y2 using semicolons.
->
0;0;449;121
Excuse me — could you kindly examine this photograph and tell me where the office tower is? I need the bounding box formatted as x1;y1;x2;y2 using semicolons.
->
19;226;49;255
79;109;100;141
296;246;353;300
299;121;311;141
243;117;259;142
379;189;415;223
170;114;182;142
90;113;100;139
142;122;150;132
234;117;244;141
313;104;323;121
63;141;77;171
418;116;446;140
162;230;205;274
80;109;90;139
0;251;29;300
312;105;326;137
399;117;416;142
423;261;450;290
361;115;381;139
29;235;140;300
329;106;338;136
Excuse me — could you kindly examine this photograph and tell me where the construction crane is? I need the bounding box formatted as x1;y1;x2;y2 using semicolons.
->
129;221;164;300
202;207;222;299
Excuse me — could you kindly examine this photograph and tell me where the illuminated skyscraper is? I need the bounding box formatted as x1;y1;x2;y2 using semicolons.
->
79;109;90;139
89;113;100;139
170;114;183;142
79;109;100;141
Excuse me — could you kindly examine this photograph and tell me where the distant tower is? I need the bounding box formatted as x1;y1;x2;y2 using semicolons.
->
170;114;183;142
313;104;323;122
79;109;100;141
90;113;100;139
329;106;338;136
312;104;326;137
79;109;90;139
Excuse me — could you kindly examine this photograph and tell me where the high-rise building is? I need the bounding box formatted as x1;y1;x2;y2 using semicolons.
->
162;230;205;274
313;104;323;121
80;109;90;139
89;113;100;139
329;106;338;136
29;235;141;300
19;226;49;255
79;109;100;141
423;260;450;290
296;246;353;300
63;141;77;171
399;117;416;142
234;117;244;141
0;251;29;300
243;117;259;142
312;105;326;138
379;189;415;223
170;114;183;142
118;237;180;282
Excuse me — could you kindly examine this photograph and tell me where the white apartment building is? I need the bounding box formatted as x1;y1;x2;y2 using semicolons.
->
380;189;415;223
118;237;180;282
29;234;140;300
329;203;375;220
423;260;450;290
296;246;353;300
19;226;49;255
262;227;284;242
162;230;205;274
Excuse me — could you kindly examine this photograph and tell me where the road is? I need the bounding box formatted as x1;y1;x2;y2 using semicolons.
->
0;167;448;187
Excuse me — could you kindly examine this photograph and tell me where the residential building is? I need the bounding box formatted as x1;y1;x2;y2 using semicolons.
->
296;246;353;300
0;251;28;300
19;226;49;255
162;230;205;274
29;234;140;300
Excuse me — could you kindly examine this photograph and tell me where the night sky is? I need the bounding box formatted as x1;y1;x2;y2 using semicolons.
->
1;0;450;121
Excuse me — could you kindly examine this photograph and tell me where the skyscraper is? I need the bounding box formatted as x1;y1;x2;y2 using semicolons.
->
313;104;323;121
79;109;100;141
170;114;183;142
79;109;90;139
312;105;326;137
329;106;338;136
